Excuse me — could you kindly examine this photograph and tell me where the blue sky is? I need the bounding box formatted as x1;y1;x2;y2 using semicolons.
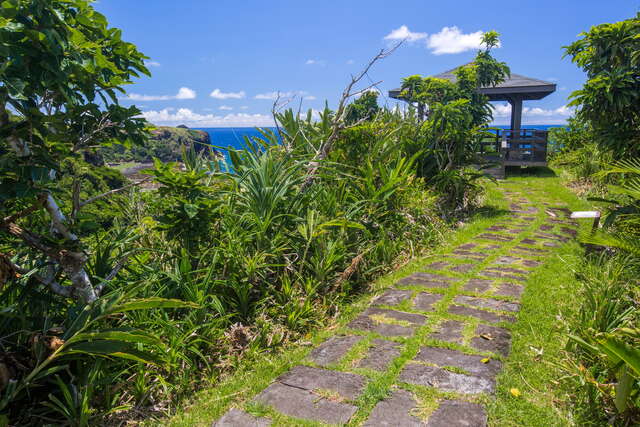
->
95;0;639;127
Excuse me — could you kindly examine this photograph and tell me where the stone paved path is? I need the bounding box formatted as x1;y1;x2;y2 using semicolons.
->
213;187;578;426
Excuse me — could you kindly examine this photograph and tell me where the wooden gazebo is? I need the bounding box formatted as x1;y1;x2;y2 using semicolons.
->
389;66;557;175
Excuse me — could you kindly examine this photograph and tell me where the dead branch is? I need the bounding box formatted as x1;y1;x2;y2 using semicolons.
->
300;42;402;191
1;194;47;226
80;178;151;209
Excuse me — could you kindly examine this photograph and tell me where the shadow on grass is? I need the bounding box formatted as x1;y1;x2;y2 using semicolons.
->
470;204;511;221
505;166;557;178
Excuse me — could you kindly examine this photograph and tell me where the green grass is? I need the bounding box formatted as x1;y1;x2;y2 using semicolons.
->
159;167;594;427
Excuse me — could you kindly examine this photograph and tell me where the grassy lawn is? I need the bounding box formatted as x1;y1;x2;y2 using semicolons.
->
159;167;592;427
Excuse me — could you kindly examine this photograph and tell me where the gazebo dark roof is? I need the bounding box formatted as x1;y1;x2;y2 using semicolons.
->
388;65;556;101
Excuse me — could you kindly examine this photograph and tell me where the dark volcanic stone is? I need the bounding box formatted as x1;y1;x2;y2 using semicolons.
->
426;400;487;427
489;266;529;275
413;292;444;311
522;259;541;267
477;233;514;242
520;238;539;245
358;339;402;371
364;389;422;427
493;283;524;298
457;243;478;250
254;383;357;425
414;346;502;380
213;408;272;427
539;224;553;231
463;279;493;293
426;261;450;270
513;245;547;255
307;336;362;367
452;250;486;260
448;305;515;324
483;244;503;250
486;225;507;231
397;273;456;289
560;226;578;237
480;270;527;282
429;320;464;344
450;263;475;273
470;324;512;356
399;364;494;394
494;256;524;265
373;289;413;307
277;365;365;400
364;307;427;325
348;315;415;337
454;295;520;313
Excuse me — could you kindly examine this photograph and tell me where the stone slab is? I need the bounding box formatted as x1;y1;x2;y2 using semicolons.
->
213;408;272;427
364;307;427;325
452;250;486;260
513;245;548;255
413;292;443;311
373;289;413;307
481;269;527;282
254;383;357;425
277;365;365;400
426;261;450;270
493;283;524;299
470;324;512;356
414;346;502;380
397;273;456;289
560;226;578;237
494;256;525;265
463;279;493;293
307;335;363;367
358;339;402;371
429;320;464;344
426;400;487;427
477;233;514;242
448;305;515;324
520;238;539;245
450;263;475;273
364;389;422;427
399;364;494;394
348;314;416;337
457;243;478;250
454;295;520;313
538;224;553;231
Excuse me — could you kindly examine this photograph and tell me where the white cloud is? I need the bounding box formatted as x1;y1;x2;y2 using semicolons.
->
303;95;317;101
384;25;427;43
144;60;161;67
491;103;574;125
125;87;196;101
426;26;487;55
219;105;233;111
255;90;311;100
141;108;274;127
210;89;246;100
305;59;326;66
240;106;249;110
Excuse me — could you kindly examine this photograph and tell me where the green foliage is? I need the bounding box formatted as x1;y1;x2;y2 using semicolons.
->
564;13;640;156
565;160;640;424
344;91;380;124
100;126;214;163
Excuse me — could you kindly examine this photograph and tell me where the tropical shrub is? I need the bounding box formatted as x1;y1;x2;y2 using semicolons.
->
565;160;640;425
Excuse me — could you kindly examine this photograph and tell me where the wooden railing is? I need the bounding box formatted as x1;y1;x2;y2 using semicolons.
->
479;129;548;164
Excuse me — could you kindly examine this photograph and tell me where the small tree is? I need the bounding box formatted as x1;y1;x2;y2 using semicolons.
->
564;13;640;156
0;0;149;303
344;90;380;124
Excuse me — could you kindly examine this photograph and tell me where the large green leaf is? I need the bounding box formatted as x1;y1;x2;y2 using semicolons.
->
598;336;640;376
64;340;161;365
113;297;199;313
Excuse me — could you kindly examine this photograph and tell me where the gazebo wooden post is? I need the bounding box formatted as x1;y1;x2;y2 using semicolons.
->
508;96;523;135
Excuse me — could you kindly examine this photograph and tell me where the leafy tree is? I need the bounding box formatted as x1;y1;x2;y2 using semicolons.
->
344;90;380;124
0;0;149;303
564;13;640;156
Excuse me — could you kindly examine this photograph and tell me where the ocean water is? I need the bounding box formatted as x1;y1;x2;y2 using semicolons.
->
197;124;566;156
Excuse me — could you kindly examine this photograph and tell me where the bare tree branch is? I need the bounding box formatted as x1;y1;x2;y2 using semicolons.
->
80;178;151;208
300;42;402;191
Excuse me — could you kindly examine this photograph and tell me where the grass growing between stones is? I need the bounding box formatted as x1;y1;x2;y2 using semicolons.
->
160;167;593;426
